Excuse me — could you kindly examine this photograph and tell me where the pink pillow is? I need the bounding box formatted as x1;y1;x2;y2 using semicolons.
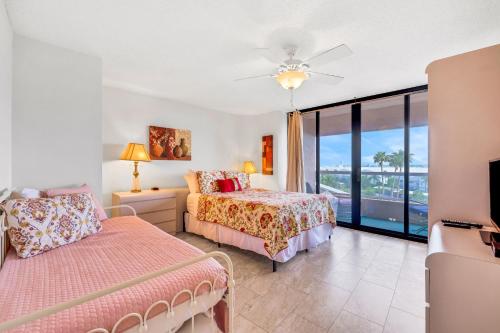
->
45;184;108;221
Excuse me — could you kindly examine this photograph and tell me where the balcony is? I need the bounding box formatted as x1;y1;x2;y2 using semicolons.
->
317;170;428;237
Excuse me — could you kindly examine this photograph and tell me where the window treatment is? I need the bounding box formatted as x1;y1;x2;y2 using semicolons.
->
286;111;305;192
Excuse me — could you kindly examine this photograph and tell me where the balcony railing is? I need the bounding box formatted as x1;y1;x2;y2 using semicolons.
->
316;170;428;236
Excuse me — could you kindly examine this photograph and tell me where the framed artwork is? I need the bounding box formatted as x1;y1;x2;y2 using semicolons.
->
262;135;273;175
149;126;191;160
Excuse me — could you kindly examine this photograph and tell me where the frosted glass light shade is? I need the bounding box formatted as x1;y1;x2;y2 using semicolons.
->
276;71;307;90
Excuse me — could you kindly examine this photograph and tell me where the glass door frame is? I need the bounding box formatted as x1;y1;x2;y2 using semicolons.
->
303;85;428;243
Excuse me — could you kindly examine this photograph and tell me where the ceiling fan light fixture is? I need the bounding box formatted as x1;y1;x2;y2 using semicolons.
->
276;71;308;90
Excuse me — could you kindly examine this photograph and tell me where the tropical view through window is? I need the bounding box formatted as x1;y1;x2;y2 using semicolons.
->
307;91;428;238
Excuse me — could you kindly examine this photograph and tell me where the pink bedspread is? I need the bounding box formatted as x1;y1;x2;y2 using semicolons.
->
0;216;226;332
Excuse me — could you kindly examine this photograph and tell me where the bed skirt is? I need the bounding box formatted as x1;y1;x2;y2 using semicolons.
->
185;213;333;263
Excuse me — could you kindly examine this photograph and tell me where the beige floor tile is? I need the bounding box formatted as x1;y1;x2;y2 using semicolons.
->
373;246;406;265
329;311;383;333
383;307;425;333
234;285;260;314
240;283;306;331
272;312;326;333
391;277;425;318
317;262;366;292
242;270;282;296
344;280;394;325
294;281;351;329
177;230;427;333
362;261;401;289
234;315;267;333
404;243;428;264
276;263;321;294
340;247;378;269
399;259;425;283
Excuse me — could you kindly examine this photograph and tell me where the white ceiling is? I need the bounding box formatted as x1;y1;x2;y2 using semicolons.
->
5;0;500;115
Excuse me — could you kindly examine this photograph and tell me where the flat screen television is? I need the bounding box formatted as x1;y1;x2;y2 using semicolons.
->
490;159;500;229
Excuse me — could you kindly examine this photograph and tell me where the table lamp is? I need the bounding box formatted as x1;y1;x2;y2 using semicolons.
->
120;143;151;193
243;161;257;174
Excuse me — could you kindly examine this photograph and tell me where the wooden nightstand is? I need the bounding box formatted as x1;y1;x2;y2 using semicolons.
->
112;189;177;234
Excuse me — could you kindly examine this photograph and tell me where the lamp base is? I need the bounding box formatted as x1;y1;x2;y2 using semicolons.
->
131;163;142;193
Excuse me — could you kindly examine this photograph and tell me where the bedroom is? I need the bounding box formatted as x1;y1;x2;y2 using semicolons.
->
1;1;500;333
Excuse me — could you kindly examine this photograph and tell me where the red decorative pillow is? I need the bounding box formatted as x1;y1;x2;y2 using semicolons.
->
216;178;242;193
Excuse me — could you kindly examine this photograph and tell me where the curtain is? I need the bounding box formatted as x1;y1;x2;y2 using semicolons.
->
286;111;305;192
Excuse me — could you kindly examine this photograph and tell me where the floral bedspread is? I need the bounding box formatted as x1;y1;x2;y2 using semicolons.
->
197;189;336;257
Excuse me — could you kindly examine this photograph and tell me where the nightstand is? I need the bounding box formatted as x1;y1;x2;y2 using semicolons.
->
112;189;177;234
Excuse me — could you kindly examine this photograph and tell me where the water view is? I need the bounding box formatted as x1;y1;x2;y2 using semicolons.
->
319;126;429;236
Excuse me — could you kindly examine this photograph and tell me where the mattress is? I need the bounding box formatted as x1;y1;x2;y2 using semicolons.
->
0;216;227;333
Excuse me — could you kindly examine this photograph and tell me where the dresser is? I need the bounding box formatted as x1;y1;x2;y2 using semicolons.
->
112;189;178;234
426;223;500;333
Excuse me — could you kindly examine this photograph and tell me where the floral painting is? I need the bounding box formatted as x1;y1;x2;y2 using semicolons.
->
149;126;191;160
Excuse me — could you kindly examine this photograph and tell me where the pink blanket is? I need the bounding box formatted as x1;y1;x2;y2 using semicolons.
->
0;216;226;332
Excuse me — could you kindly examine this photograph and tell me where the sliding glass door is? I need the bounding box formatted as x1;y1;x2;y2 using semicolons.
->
320;105;352;223
302;87;428;241
409;92;429;237
360;96;405;233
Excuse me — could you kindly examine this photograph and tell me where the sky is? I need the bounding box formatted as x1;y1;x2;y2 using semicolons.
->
320;126;428;169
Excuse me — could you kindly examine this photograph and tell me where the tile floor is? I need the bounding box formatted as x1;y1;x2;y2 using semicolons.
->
177;226;427;333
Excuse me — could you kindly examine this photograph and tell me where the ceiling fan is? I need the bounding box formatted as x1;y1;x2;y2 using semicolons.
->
235;43;352;90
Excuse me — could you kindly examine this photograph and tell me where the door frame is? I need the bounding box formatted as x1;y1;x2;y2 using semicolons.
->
299;85;428;243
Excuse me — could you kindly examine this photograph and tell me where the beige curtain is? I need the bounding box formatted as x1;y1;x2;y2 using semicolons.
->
286;111;305;192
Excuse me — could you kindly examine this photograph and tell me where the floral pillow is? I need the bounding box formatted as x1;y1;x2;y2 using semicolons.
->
224;171;250;189
2;193;102;258
197;170;225;194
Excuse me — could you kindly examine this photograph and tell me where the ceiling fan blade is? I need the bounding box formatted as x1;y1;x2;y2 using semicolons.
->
308;71;344;85
303;44;352;66
254;48;284;64
234;73;275;82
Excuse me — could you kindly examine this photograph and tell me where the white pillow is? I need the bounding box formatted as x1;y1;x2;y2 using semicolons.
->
10;188;42;199
184;170;200;194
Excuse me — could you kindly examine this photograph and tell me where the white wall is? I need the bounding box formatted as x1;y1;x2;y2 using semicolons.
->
0;2;12;193
427;44;500;228
12;35;102;198
102;86;243;205
238;112;288;191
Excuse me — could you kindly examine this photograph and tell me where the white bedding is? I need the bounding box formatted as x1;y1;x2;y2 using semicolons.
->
187;192;201;216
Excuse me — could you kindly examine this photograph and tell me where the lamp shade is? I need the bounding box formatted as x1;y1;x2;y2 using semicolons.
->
243;161;257;174
120;143;151;162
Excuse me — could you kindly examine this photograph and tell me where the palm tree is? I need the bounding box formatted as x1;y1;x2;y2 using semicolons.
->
373;152;387;196
391;150;404;199
388;150;414;199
